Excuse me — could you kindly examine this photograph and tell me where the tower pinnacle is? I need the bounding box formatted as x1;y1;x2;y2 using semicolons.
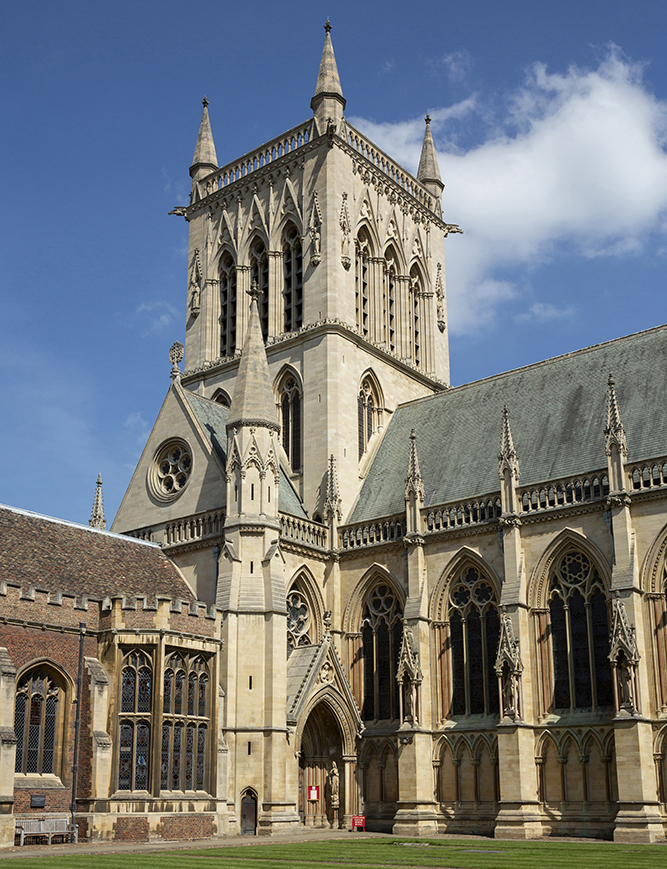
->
89;474;106;530
417;113;444;204
190;97;218;181
311;20;346;129
226;282;279;433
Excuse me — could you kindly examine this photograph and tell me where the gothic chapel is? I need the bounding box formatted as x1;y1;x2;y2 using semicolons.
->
3;23;667;847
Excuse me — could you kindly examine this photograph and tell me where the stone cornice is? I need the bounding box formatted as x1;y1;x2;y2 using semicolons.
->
183;318;447;391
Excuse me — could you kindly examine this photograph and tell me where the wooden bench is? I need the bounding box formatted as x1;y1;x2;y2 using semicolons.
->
15;816;78;846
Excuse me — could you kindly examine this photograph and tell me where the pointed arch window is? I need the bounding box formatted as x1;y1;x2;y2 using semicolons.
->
283;225;303;332
118;651;152;791
547;551;613;710
358;375;380;460
444;566;500;718
355;231;371;336
161;654;209;792
219;253;237;357
383;250;397;353
14;668;66;777
250;239;269;341
360;583;403;721
287;587;312;657
278;374;302;472
409;267;422;368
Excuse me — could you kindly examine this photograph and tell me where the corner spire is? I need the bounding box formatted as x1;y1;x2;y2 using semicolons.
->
311;20;346;130
417;113;444;203
190;96;218;180
498;406;520;517
226;282;279;433
89;474;106;530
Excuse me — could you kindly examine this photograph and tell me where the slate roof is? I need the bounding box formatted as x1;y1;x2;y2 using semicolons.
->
351;324;667;523
0;504;194;601
183;390;308;519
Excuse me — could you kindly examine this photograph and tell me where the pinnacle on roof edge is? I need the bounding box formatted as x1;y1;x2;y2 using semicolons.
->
191;96;218;172
89;473;106;530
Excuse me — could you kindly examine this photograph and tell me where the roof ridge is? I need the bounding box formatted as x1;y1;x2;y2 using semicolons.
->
398;322;667;411
0;503;162;549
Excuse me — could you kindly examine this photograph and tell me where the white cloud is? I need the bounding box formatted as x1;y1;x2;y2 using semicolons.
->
515;302;575;323
351;47;667;333
440;49;473;83
136;300;180;334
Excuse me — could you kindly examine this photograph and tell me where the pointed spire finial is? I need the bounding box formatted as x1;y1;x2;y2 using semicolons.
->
190;96;218;178
605;372;627;459
417;111;444;204
405;429;425;502
89;474;106;530
324;454;342;523
169;341;184;381
311;20;346;124
499;405;520;481
247;278;261;305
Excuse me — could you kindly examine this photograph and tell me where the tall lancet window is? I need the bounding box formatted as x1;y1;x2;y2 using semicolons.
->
283;224;303;332
219;253;237;357
447;566;500;718
383;248;397;353
409;266;422;367
355;230;371;336
278;372;302;472
360;583;403;721
250;239;269;341
14;668;66;776
548;551;613;710
118;650;152;791
358;375;380;460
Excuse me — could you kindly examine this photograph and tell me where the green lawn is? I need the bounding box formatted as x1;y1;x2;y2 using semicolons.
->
3;838;667;869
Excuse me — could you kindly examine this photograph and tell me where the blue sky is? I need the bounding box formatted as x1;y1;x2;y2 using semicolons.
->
2;0;667;525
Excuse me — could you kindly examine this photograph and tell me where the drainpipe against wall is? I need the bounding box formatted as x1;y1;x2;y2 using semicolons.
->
70;622;86;837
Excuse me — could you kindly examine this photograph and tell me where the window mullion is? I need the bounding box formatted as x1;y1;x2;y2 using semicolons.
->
564;603;576;711
585;600;598;709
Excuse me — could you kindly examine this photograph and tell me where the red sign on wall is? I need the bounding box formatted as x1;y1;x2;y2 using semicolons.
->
307;785;319;801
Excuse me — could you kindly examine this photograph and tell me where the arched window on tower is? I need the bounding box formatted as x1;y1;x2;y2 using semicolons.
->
355;230;371;336
283;224;303;332
409;266;422;367
14;667;66;777
383;247;398;353
360;582;403;721
250;238;269;341
547;551;613;710
118;650;152;792
444;566;500;718
358;374;380;460
219;253;237;357
277;372;302;472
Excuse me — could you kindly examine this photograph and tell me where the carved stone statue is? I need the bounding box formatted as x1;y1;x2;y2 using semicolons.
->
329;761;340;809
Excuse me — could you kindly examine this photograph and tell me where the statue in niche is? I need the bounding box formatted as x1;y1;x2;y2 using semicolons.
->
189;278;201;317
329;761;340;809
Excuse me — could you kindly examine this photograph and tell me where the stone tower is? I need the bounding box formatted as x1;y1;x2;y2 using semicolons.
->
178;21;460;520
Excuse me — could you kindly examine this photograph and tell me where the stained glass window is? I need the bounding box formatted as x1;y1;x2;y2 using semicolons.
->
160;654;209;792
117;651;153;791
14;669;63;776
279;376;302;472
446;566;501;718
283;224;303;332
548;550;613;710
287;588;312;657
360;583;403;721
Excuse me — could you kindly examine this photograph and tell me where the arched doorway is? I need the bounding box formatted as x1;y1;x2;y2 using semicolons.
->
240;789;257;835
299;702;344;828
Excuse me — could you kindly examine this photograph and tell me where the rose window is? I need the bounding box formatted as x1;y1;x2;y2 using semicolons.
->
150;439;193;501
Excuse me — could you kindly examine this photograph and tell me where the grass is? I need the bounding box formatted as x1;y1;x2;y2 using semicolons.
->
2;837;667;869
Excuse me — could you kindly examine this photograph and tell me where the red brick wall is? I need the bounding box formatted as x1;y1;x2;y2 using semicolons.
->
160;814;214;840
113;816;149;841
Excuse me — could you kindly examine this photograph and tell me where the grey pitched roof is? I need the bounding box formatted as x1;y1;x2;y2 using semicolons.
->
350;324;667;523
183;390;307;518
